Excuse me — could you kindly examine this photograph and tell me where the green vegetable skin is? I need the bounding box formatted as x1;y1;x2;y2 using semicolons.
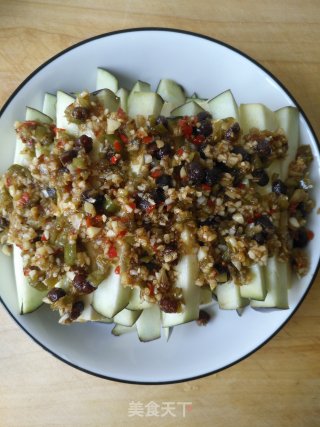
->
11;68;304;342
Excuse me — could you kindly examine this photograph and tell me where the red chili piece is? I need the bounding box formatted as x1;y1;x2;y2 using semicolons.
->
142;136;154;144
119;133;129;144
201;184;211;191
117;230;127;238
113;140;122;152
117;108;127;120
307;230;314;240
151;169;162;178
192;135;205;146
87;215;103;227
108;245;118;259
147;283;154;297
20;192;30;206
110;155;120;165
178;118;193;137
146;205;155;214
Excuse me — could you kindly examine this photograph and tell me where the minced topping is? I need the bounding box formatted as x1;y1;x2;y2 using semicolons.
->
0;90;314;321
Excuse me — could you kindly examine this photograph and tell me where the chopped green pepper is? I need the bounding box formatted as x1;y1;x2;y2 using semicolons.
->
36;144;51;156
78;95;91;109
154;123;168;135
44;276;60;289
167;118;179;132
28;280;47;292
27;270;47;291
105;134;118;145
7;164;32;179
95;254;110;273
64;241;77;266
148;115;157;127
87;269;109;286
72;157;87;169
104;196;120;215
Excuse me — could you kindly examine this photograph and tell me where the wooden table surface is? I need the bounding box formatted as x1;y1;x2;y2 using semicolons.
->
0;1;319;426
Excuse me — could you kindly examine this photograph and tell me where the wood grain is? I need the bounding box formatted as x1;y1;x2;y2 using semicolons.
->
0;1;319;426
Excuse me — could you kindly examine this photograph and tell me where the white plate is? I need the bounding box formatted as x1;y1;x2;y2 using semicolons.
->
0;28;319;384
